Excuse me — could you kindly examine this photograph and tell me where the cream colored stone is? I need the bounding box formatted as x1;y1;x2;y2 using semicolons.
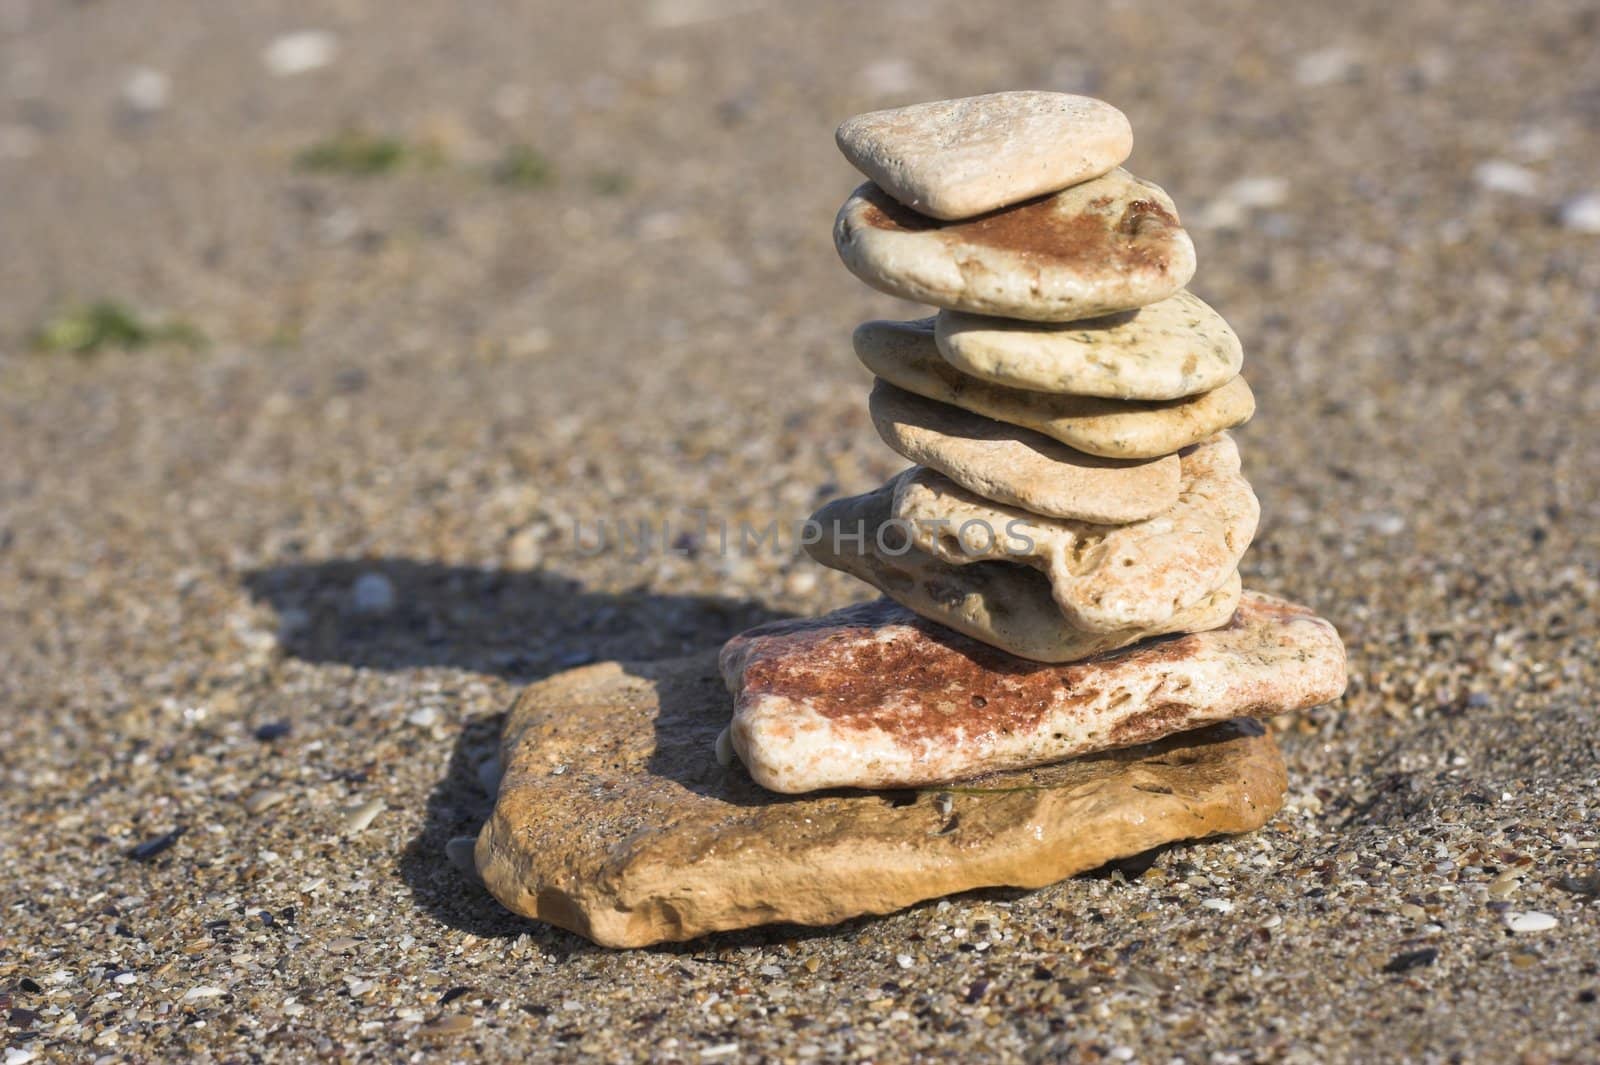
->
476;650;1287;946
805;483;1241;662
936;290;1243;400
834;169;1195;321
721;594;1345;793
869;380;1180;523
855;317;1254;459
891;434;1258;631
834;92;1132;221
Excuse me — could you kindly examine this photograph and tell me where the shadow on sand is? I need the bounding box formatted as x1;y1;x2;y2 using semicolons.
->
244;558;797;953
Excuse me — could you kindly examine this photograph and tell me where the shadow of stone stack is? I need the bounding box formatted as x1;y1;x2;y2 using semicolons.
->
722;94;1347;806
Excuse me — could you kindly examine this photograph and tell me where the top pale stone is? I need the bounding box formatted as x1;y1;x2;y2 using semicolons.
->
834;168;1197;321
834;92;1133;221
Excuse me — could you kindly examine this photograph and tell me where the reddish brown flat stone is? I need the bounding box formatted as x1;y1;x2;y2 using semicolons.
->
719;592;1345;793
834;168;1196;322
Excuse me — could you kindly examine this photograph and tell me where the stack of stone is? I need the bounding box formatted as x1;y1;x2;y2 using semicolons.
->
720;93;1347;795
475;94;1352;948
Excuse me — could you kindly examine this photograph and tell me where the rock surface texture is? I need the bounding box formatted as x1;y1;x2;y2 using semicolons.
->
868;381;1183;523
834;169;1196;320
834;92;1132;220
890;434;1258;630
476;651;1288;947
805;484;1244;662
721;594;1343;792
854;316;1256;459
935;290;1243;400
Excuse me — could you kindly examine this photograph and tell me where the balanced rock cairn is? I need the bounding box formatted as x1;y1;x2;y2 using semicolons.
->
475;93;1352;948
721;93;1348;797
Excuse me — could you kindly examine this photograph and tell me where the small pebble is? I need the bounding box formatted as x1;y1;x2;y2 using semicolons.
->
253;721;292;742
1558;193;1600;234
1505;910;1558;933
276;607;311;638
506;526;544;569
445;836;480;879
1294;47;1360;86
417;1014;474;1037
1474;160;1540;197
182;986;225;1003
476;756;503;796
784;570;818;597
1487;872;1520;898
1196;176;1290;229
128;828;184;862
263;30;338;77
341;798;386;834
6;1049;36;1065
245;789;289;815
350;573;397;614
406;707;439;728
327;936;360;953
121;68;170;112
1201;898;1235;914
1382;947;1438;974
858;57;918;95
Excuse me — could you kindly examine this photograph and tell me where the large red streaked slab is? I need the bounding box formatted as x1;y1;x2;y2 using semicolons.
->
719;591;1346;793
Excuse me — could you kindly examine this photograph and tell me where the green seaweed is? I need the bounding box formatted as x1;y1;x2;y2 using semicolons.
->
295;131;409;176
31;302;205;355
492;144;555;188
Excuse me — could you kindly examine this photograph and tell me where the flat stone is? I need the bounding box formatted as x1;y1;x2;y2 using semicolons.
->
834;169;1195;321
806;482;1241;662
936;290;1243;400
891;434;1258;631
721;593;1344;792
476;651;1287;947
834;92;1132;221
855;317;1254;459
869;381;1181;523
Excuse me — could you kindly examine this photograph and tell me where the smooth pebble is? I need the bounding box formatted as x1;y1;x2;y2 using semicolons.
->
445;836;480;879
1559;193;1600;234
1505;911;1558;933
263;31;338;77
341;798;386;834
351;573;396;614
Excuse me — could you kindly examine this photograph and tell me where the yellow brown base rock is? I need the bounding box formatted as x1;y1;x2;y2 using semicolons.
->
475;650;1288;948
